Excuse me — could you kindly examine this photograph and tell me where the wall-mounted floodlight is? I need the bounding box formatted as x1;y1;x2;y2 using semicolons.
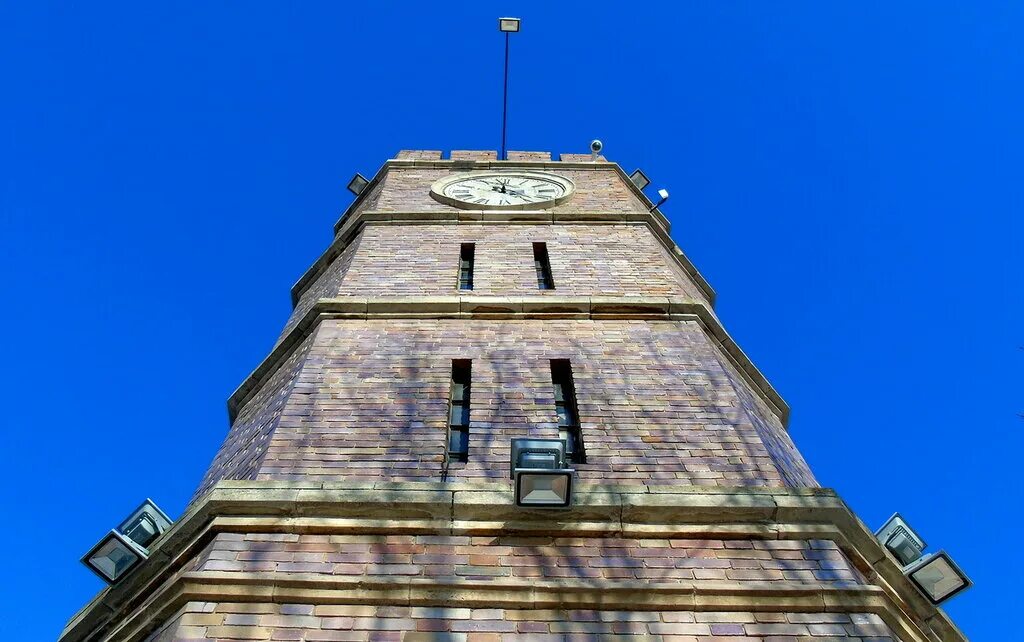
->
906;551;972;604
347;173;369;196
629;169;650;191
82;530;147;584
498;17;521;32
875;513;926;566
650;188;669;212
510;438;574;508
874;512;971;605
118;499;173;549
81;498;173;585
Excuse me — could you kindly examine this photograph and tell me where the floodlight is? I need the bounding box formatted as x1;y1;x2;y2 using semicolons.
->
905;551;971;604
80;498;174;585
629;169;650;191
347;173;369;196
650;188;670;212
499;17;521;32
874;512;926;566
510;438;574;508
516;469;574;507
118;499;173;549
81;530;147;584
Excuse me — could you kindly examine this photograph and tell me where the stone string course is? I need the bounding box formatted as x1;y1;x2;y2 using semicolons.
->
285;223;711;339
148;601;901;642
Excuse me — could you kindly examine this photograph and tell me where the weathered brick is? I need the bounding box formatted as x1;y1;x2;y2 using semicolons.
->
124;152;918;642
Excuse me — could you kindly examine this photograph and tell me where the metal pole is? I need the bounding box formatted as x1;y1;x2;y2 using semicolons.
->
501;31;509;161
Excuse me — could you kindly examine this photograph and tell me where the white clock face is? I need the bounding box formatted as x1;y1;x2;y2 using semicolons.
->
430;172;574;210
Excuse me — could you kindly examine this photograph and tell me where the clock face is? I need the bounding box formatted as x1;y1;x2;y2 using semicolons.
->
430;171;575;210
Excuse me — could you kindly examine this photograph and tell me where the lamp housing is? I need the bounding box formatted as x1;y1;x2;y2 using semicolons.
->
905;551;971;604
510;438;574;509
347;173;370;196
874;513;926;566
499;17;521;32
81;530;147;584
117;498;173;549
514;468;574;508
629;169;651;191
650;188;670;212
80;498;173;584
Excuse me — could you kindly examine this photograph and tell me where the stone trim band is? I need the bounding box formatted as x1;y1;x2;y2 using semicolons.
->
226;296;787;427
60;483;965;642
101;573;922;642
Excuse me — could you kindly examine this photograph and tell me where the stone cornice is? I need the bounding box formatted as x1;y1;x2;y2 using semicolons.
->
60;482;966;642
225;296;788;427
290;158;715;307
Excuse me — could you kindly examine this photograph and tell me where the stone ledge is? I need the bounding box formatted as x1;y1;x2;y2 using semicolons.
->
226;297;787;430
79;573;931;642
60;482;964;642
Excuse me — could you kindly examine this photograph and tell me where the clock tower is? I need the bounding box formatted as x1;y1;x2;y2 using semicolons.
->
61;149;967;642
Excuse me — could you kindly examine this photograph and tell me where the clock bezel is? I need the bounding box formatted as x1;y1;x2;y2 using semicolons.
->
429;171;575;211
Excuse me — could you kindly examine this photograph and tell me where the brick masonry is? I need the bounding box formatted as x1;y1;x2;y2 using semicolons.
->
103;151;938;642
148;602;901;642
194;333;315;499
283;223;711;341
196;318;814;492
372;168;643;216
196;150;818;498
190;533;865;586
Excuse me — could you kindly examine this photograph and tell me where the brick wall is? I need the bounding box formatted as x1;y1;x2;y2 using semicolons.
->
194;332;316;500
200;153;808;494
69;152;946;642
283;223;709;337
193;532;864;586
153;601;900;641
246;319;808;487
281;233;363;340
373;168;647;216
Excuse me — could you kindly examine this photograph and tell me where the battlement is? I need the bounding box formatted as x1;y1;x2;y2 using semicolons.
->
394;149;607;162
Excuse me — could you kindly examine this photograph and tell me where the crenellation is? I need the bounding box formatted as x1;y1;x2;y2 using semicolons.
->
450;150;498;161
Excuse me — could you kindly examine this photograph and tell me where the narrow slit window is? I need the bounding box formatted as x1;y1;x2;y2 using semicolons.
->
533;242;555;290
458;243;475;290
551;359;583;463
448;360;471;461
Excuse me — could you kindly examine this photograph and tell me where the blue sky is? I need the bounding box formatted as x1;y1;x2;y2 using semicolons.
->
1;2;1020;639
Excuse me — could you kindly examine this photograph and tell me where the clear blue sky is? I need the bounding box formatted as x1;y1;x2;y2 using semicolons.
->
1;2;1020;639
